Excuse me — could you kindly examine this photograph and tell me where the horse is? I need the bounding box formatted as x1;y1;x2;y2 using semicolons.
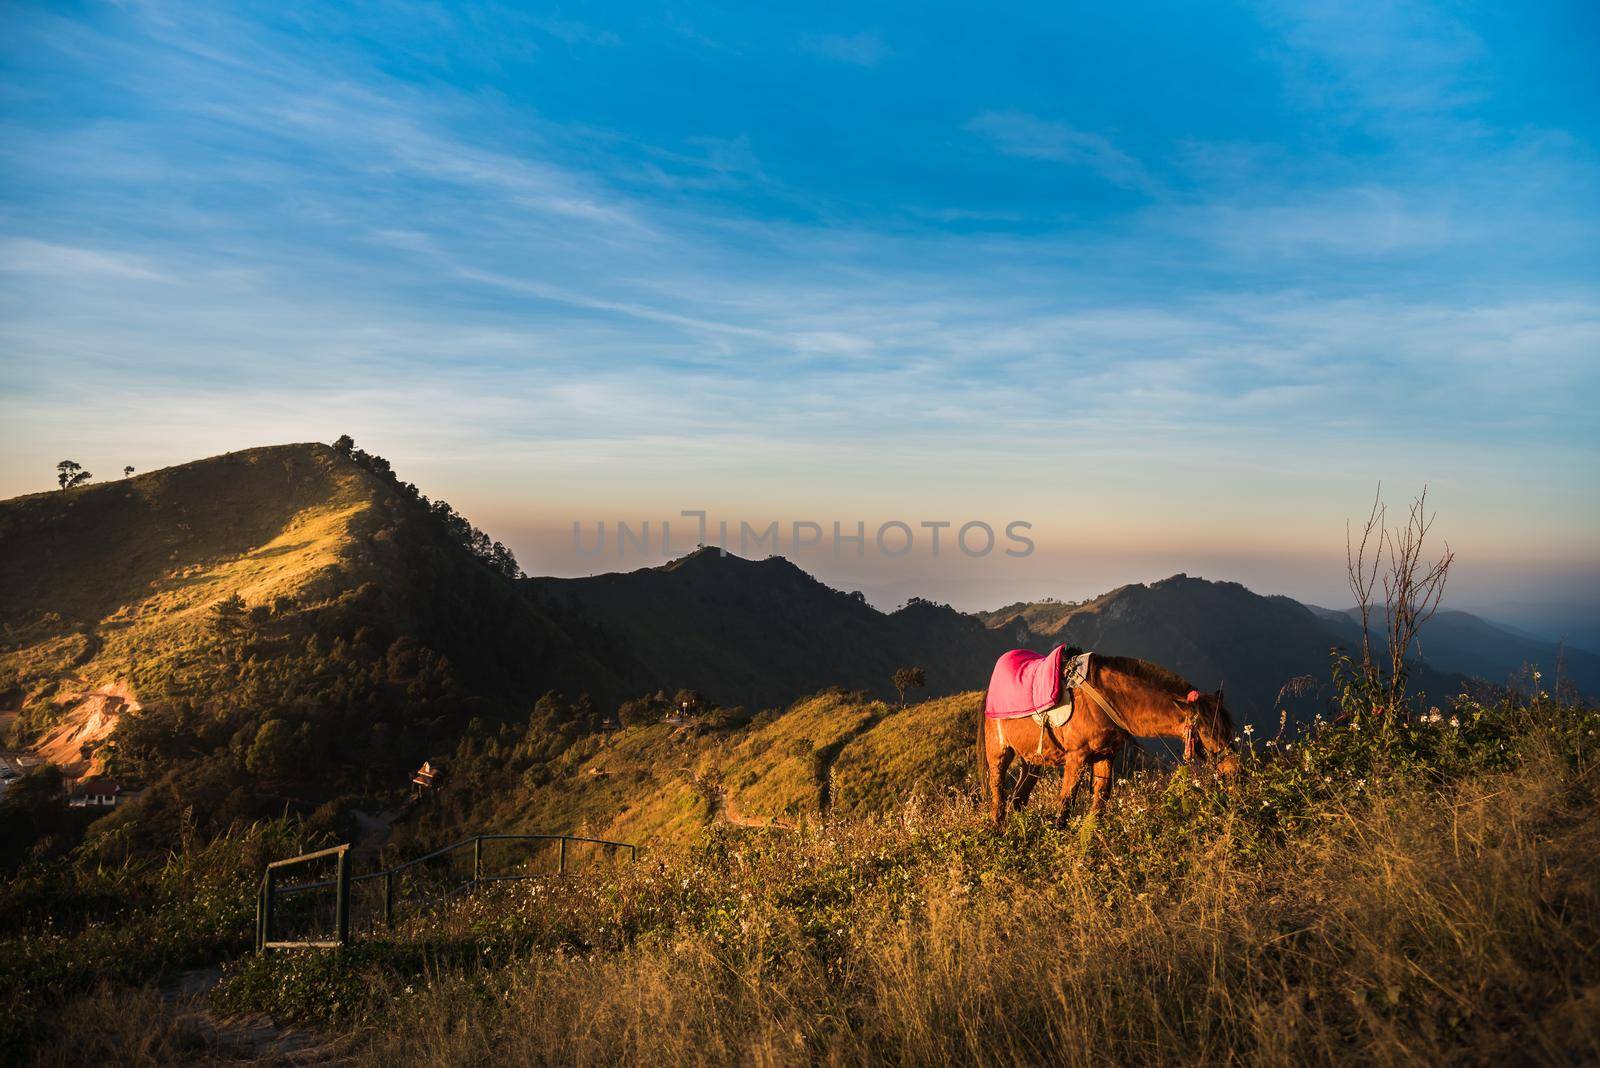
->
977;653;1239;827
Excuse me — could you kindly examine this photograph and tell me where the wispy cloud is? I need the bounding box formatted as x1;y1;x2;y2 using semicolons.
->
801;31;887;66
530;17;621;48
966;110;1153;191
1171;186;1457;257
0;239;170;282
1265;0;1487;122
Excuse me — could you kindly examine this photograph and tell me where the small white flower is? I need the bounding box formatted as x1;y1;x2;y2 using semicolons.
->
1243;724;1254;736
1449;717;1460;728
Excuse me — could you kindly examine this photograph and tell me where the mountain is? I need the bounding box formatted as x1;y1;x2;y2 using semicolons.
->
1306;605;1600;699
526;548;1011;710
981;575;1468;723
0;442;619;848
0;441;614;713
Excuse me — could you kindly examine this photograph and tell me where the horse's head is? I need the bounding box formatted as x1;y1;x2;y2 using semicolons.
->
1186;688;1240;775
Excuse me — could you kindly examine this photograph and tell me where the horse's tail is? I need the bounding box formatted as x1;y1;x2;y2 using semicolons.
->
975;691;990;808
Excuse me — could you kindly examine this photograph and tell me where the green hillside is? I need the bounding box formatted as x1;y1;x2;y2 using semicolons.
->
1;444;381;739
0;442;619;855
399;687;981;851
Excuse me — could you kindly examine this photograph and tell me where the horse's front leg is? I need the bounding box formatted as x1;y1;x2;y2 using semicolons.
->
1088;756;1114;813
1053;749;1087;828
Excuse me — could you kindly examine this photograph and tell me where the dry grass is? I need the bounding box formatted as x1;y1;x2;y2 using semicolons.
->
338;721;1598;1067
470;690;981;849
26;983;346;1067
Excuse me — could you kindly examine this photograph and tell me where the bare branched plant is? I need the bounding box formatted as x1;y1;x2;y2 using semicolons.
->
1342;485;1454;717
1380;488;1454;711
1345;486;1385;702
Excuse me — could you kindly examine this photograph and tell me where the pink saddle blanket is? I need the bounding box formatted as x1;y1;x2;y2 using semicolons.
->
984;646;1068;719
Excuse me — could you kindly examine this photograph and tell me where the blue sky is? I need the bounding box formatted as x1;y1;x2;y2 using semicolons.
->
2;2;1597;624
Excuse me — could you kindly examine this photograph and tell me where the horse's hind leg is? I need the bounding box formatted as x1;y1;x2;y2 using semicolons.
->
988;732;1014;827
1011;761;1041;812
1053;750;1087;828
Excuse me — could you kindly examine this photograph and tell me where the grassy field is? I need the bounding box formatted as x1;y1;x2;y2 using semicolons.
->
17;690;1571;1067
408;688;983;849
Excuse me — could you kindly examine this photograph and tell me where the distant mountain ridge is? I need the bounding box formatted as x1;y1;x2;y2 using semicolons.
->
981;575;1475;724
1305;605;1600;699
526;547;1011;710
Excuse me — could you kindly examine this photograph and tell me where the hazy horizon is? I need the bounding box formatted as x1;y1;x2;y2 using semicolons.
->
11;437;1598;647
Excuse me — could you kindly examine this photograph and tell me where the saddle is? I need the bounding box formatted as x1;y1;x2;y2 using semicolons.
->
984;646;1092;754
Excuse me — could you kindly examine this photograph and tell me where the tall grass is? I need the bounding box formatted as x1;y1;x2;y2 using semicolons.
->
0;818;323;1061
209;696;1598;1066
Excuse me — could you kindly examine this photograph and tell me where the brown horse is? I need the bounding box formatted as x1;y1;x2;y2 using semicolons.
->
977;654;1239;827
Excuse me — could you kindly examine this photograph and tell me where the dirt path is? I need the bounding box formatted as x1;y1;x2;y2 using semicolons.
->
159;966;348;1065
350;808;398;865
709;786;795;830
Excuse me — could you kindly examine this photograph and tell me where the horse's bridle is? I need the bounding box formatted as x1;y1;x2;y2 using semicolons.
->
1173;690;1203;762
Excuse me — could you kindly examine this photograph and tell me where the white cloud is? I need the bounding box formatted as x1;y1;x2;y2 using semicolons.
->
0;239;170;282
1174;186;1457;257
966;110;1152;191
801;32;887;66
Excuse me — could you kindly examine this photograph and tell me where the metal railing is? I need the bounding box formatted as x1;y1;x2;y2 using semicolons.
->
257;843;352;950
256;833;638;951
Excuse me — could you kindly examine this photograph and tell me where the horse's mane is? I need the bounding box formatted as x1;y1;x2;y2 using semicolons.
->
1096;654;1236;736
1097;654;1192;694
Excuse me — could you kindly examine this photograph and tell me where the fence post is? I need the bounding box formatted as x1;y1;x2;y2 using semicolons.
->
472;836;482;884
383;869;395;927
261;870;276;951
334;847;351;946
630;845;637;864
255;874;265;952
558;836;567;874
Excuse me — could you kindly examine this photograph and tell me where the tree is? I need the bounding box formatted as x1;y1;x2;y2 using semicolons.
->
892;666;926;705
616;696;660;728
123;465;134;478
332;434;355;456
0;766;67;856
673;689;705;716
209;594;248;644
56;460;92;491
245;719;298;778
